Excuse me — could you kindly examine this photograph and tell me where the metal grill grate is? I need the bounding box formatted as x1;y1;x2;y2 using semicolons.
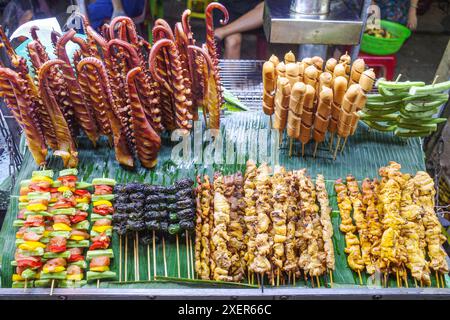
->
219;59;264;111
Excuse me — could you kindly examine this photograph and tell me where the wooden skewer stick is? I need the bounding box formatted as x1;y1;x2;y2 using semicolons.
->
293;272;296;286
176;234;181;278
316;276;320;288
301;143;305;157
260;273;264;293
289;138;293;157
269;115;273;129
162;236;168;277
271;270;275;286
441;273;446;288
395;73;402;83
396;271;400;287
436;271;440;288
333;136;341;160
248;271;251;285
97;279;100;288
189;235;195;279
329;270;333;288
152;230;157;279
329;132;334;152
313;142;319;158
279;131;282;146
288;272;291;285
432;75;439;86
136;232;140;281
404;274;408;288
24;279;27;292
357;270;363;285
414;279;418;288
125;235;128;282
277;269;280;287
340;137;348;153
50;279;55;296
147;244;151;280
186;232;191;279
119;235;122;282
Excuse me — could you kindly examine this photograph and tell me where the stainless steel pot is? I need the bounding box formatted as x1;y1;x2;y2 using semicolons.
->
290;0;330;15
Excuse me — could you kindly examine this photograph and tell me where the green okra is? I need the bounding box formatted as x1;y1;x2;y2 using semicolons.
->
86;249;114;260
91;194;115;202
32;170;54;178
92;178;116;186
86;271;116;281
43;251;71;259
362;120;397;132
378;79;425;89
409;80;450;95
40;271;67;280
66;240;90;248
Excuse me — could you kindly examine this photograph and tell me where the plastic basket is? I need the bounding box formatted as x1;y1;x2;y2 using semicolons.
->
360;20;411;55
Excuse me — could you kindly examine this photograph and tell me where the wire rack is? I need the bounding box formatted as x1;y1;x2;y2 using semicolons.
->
219;59;264;111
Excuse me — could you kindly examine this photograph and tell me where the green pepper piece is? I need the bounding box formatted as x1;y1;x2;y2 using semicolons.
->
76;181;92;189
13;281;34;288
43;251;71;259
91;213;112;221
21;268;37;279
50;208;76;216
18;247;44;256
51;180;62;188
59;168;78;177
34;280;52;288
378;79;425;89
27;192;51;201
24;211;52;217
59;280;87;288
32;170;54;178
92;178;116;186
86;271;117;281
69;260;88;269
86;249;114;260
66;240;90;248
13;220;25;227
91;194;115;202
49;231;71;239
73;220;90;230
76;202;89;211
40;271;67;280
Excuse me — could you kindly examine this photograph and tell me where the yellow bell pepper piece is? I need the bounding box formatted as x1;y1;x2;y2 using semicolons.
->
26;203;47;212
93;200;112;207
43;230;51;237
92;225;112;233
66;274;84;281
31;176;53;184
90;266;110;272
19;196;28;202
18;241;46;250
75;197;89;204
43;266;66;273
69;235;85;241
12;274;24;281
53;223;72;232
57;186;74;193
16;233;23;239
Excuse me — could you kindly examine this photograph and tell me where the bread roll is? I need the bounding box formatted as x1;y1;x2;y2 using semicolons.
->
313;129;326;143
333;76;348;105
325;58;337;74
337;121;352;137
299;123;312;144
316;87;333;119
276;62;286;77
359;68;376;92
269;54;280;67
284;51;295;64
350;112;360;135
301;110;314;127
289;82;306;115
304;65;318;88
338;109;353;126
328;117;338;133
333;63;347;78
302;57;313;66
313;114;329;134
262;61;276;115
303;84;316;112
349;58;365;86
273;77;291;130
312;56;324;71
341;84;360;113
286;63;300;88
287;110;302;139
331;102;341;120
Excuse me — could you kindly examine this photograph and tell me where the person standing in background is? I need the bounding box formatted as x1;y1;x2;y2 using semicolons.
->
213;0;264;59
76;0;144;30
373;0;418;30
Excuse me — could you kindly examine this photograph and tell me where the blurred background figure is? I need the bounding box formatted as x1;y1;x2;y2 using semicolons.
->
213;0;263;59
76;0;146;30
373;0;418;30
0;0;51;35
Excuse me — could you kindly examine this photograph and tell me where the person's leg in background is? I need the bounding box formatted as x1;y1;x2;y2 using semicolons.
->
214;1;263;59
224;32;242;59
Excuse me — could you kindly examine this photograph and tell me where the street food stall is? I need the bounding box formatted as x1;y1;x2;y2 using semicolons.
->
0;0;449;300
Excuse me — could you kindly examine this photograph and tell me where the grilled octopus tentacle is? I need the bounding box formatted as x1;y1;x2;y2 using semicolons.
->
205;3;229;110
38;61;80;167
150;39;192;130
77;57;134;167
0;68;47;165
126;67;161;168
56;32;99;145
